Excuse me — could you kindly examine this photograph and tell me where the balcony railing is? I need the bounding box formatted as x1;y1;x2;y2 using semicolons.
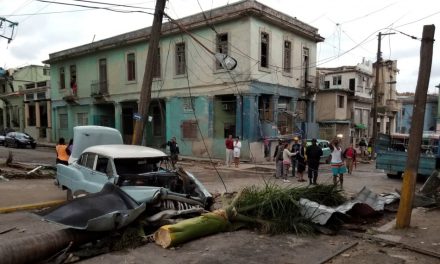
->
91;80;108;97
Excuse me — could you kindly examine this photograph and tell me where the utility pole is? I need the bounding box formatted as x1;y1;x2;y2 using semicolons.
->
396;25;435;228
132;0;166;145
371;32;395;159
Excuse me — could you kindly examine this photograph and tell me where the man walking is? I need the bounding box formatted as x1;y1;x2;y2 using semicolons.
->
225;134;234;167
306;138;323;185
167;137;180;165
290;137;300;177
344;143;356;174
273;139;284;178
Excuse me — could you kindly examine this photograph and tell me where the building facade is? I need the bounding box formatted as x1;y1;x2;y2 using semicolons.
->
0;65;51;141
396;94;438;134
44;0;323;161
316;60;373;147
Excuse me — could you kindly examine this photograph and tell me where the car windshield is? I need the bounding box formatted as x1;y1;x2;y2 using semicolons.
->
114;157;172;175
15;133;28;139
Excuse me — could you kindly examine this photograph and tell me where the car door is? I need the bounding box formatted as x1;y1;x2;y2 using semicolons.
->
78;153;108;193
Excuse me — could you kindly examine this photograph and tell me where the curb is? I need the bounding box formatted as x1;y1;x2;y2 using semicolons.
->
0;199;65;214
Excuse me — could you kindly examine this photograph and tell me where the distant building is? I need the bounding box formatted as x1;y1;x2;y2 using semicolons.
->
43;0;324;161
396;94;437;133
316;59;373;146
0;65;51;141
374;59;399;135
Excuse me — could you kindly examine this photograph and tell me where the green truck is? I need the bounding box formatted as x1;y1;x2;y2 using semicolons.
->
375;133;440;179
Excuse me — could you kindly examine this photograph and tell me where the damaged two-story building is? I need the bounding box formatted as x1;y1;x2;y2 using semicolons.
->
44;0;323;161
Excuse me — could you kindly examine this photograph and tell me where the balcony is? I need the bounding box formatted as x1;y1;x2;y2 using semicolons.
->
62;89;78;104
386;99;399;113
301;75;318;95
91;80;109;98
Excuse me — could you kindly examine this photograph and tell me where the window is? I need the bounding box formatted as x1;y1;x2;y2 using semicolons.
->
338;95;344;108
99;58;107;82
43;67;50;76
59;114;68;129
77;113;88;126
127;53;136;81
96;156;110;174
175;42;186;75
153;47;161;78
324;81;330;89
181;120;198;139
70;65;77;94
333;75;342;85
78;153;88;166
260;32;269;68
59;67;66;89
302;47;309;83
283;40;291;73
349;78;355;91
183;97;194;112
85;153;97;169
216;33;228;69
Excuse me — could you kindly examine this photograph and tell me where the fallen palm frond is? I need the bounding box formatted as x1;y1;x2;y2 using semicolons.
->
153;183;347;248
229;183;345;235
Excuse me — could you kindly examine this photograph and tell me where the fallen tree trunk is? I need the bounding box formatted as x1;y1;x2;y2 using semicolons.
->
0;229;106;264
154;209;229;248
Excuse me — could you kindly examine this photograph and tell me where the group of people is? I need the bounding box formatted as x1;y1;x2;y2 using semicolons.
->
55;137;73;165
272;137;357;188
225;135;242;168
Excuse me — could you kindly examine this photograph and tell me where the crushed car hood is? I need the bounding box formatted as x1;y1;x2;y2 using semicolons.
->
37;183;146;231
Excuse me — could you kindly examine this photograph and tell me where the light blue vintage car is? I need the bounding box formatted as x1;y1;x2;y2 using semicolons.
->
57;126;213;209
306;139;331;163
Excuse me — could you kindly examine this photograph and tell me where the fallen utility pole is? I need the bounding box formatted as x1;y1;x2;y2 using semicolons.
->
396;24;435;228
132;0;166;145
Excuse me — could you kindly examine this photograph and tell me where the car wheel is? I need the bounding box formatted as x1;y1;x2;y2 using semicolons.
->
13;141;18;148
66;189;73;201
4;141;8;148
31;144;36;149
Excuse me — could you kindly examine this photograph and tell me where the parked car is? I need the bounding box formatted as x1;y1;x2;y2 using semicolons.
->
4;132;37;149
57;126;213;209
306;139;331;163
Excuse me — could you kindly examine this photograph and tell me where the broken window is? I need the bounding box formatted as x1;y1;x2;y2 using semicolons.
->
283;40;291;73
260;32;269;68
216;33;228;69
70;65;77;95
175;42;186;75
127;53;136;81
43;67;50;76
99;58;108;93
181;120;198;139
153;47;161;78
59;67;66;90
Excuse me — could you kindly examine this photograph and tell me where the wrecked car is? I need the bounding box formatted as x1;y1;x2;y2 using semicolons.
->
57;126;213;210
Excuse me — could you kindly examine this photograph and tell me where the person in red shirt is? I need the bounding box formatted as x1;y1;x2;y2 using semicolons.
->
343;143;357;174
225;134;234;167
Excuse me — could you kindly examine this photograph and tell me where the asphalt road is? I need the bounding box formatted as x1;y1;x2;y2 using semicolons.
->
0;145;56;165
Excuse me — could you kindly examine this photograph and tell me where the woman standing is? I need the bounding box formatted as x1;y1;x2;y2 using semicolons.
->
330;139;347;187
233;137;242;168
55;138;69;165
282;142;298;183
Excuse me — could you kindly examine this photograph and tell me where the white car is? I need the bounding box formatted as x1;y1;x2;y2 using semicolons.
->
56;126;212;209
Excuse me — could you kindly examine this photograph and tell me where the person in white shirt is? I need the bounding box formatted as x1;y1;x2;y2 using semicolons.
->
330;139;347;187
233;137;242;168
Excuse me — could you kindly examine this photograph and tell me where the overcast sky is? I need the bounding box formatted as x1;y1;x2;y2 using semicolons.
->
1;0;439;93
